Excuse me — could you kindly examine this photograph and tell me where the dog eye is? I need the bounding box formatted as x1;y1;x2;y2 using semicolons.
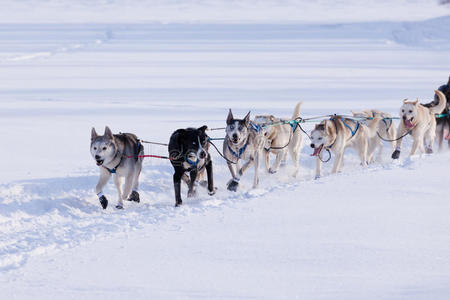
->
401;110;404;112
238;125;243;130
230;125;234;130
102;147;107;150
318;137;322;140
93;147;97;150
409;110;412;113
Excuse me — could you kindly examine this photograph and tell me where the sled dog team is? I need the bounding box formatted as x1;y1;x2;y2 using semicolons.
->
91;89;448;209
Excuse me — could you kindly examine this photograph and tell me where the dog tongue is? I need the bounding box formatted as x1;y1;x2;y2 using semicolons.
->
311;146;322;156
404;119;414;128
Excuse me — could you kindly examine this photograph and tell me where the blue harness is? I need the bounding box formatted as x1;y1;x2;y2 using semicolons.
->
341;118;359;136
227;141;248;159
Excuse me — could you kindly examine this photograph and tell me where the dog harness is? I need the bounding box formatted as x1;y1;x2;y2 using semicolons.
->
103;154;123;174
227;140;248;159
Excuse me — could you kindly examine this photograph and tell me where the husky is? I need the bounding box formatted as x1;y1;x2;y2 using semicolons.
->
253;102;303;177
90;126;144;209
391;90;447;159
223;110;265;191
422;77;450;150
168;126;215;207
309;115;381;178
351;109;397;163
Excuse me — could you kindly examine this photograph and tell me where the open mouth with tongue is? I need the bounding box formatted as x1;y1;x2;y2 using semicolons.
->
403;118;414;129
311;144;323;157
96;159;104;166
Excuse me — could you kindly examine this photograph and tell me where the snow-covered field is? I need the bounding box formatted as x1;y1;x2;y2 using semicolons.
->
1;1;450;299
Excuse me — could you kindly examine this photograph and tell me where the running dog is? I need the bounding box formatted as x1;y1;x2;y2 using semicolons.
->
423;78;450;150
351;109;397;163
392;90;447;159
168;126;215;207
309;115;381;178
253;102;303;177
90;126;143;209
223;110;265;191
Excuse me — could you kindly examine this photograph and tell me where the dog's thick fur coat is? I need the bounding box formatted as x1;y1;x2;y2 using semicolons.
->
351;109;397;163
310;116;381;178
392;90;447;159
223;110;265;191
254;102;303;177
90;126;143;209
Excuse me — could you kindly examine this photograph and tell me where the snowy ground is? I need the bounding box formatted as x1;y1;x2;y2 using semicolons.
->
1;1;450;299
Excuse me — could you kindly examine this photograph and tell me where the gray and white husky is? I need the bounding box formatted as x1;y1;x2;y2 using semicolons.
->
223;110;265;191
90;126;144;209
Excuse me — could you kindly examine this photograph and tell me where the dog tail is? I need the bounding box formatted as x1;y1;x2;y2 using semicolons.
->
291;101;302;120
430;90;447;114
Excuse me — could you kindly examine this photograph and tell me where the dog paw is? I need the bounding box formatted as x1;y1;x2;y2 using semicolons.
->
115;204;123;209
227;180;239;192
425;147;433;154
314;175;321;180
99;195;108;209
127;191;140;203
199;180;208;188
175;200;182;207
391;150;400;159
208;187;217;196
268;168;277;174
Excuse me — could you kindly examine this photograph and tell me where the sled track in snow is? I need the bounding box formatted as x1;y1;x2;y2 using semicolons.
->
0;149;445;271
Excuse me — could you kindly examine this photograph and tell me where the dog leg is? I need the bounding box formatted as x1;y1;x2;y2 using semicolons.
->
269;151;283;174
173;169;184;206
315;156;322;179
253;152;260;188
332;149;344;174
289;147;300;177
205;160;216;196
95;168;111;209
128;163;142;203
410;133;423;156
392;124;406;159
436;122;444;151
226;160;240;192
113;175;124;209
264;150;271;173
359;139;368;167
187;169;198;198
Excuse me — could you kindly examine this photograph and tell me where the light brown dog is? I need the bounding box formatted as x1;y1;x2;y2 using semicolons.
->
392;90;447;159
310;116;381;178
351;109;397;163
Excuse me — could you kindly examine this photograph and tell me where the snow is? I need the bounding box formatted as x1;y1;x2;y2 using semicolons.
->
1;0;450;299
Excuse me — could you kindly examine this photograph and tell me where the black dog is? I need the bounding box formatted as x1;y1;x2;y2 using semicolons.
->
168;126;216;206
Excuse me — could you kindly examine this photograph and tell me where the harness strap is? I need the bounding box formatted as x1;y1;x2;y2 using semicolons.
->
103;153;123;174
340;117;359;136
227;140;248;159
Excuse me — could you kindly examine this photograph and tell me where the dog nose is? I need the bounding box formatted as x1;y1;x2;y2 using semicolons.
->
232;134;238;139
310;143;315;148
95;155;101;160
199;150;206;159
402;115;407;120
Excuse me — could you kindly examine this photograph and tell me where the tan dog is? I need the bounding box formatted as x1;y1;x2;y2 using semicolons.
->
351;109;397;163
392;90;446;159
309;116;381;179
253;102;303;177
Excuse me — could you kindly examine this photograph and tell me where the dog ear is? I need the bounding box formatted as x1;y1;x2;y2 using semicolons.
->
244;111;251;127
351;110;356;116
403;99;408;104
91;127;98;141
325;121;334;136
227;109;234;125
412;99;419;106
198;125;208;133
104;126;113;139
